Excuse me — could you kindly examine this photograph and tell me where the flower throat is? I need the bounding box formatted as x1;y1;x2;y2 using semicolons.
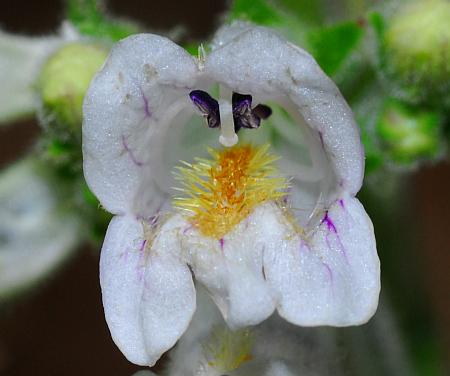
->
173;144;288;239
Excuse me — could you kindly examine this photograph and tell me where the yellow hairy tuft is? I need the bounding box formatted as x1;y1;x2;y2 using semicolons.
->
173;144;288;239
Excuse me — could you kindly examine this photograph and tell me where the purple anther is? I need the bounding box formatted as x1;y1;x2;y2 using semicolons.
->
232;92;272;132
189;90;220;128
219;238;225;251
232;92;252;116
253;104;272;119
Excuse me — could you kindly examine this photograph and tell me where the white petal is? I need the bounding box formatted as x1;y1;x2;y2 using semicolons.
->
100;214;195;366
0;30;61;123
182;206;277;328
262;196;380;326
206;24;364;196
167;288;341;375
83;33;199;216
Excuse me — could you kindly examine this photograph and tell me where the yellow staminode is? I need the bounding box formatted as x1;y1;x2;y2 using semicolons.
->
173;144;288;239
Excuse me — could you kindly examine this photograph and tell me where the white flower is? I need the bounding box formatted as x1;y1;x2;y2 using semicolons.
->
82;23;380;366
166;286;340;376
0;158;81;301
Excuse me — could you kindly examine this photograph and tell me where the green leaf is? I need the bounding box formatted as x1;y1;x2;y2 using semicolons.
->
368;11;387;75
228;0;283;26
184;43;199;57
368;11;385;41
227;0;320;49
67;0;139;41
0;158;82;301
306;21;364;76
276;0;324;25
228;0;324;27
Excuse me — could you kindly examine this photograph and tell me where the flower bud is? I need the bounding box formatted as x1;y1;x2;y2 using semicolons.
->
377;100;442;164
384;0;450;103
38;42;108;130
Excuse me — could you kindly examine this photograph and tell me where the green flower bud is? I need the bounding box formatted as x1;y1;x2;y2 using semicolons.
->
377;100;442;165
38;42;108;130
384;0;450;103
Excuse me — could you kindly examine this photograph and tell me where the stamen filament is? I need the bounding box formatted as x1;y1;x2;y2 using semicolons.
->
218;99;238;147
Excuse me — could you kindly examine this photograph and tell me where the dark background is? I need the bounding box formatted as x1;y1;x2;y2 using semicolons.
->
0;1;449;375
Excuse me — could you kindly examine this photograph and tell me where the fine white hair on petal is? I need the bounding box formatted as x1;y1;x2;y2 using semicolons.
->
83;33;199;216
262;195;380;326
100;215;196;366
205;24;364;197
182;205;277;329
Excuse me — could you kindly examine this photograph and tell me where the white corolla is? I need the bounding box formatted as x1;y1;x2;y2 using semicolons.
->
82;22;380;366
